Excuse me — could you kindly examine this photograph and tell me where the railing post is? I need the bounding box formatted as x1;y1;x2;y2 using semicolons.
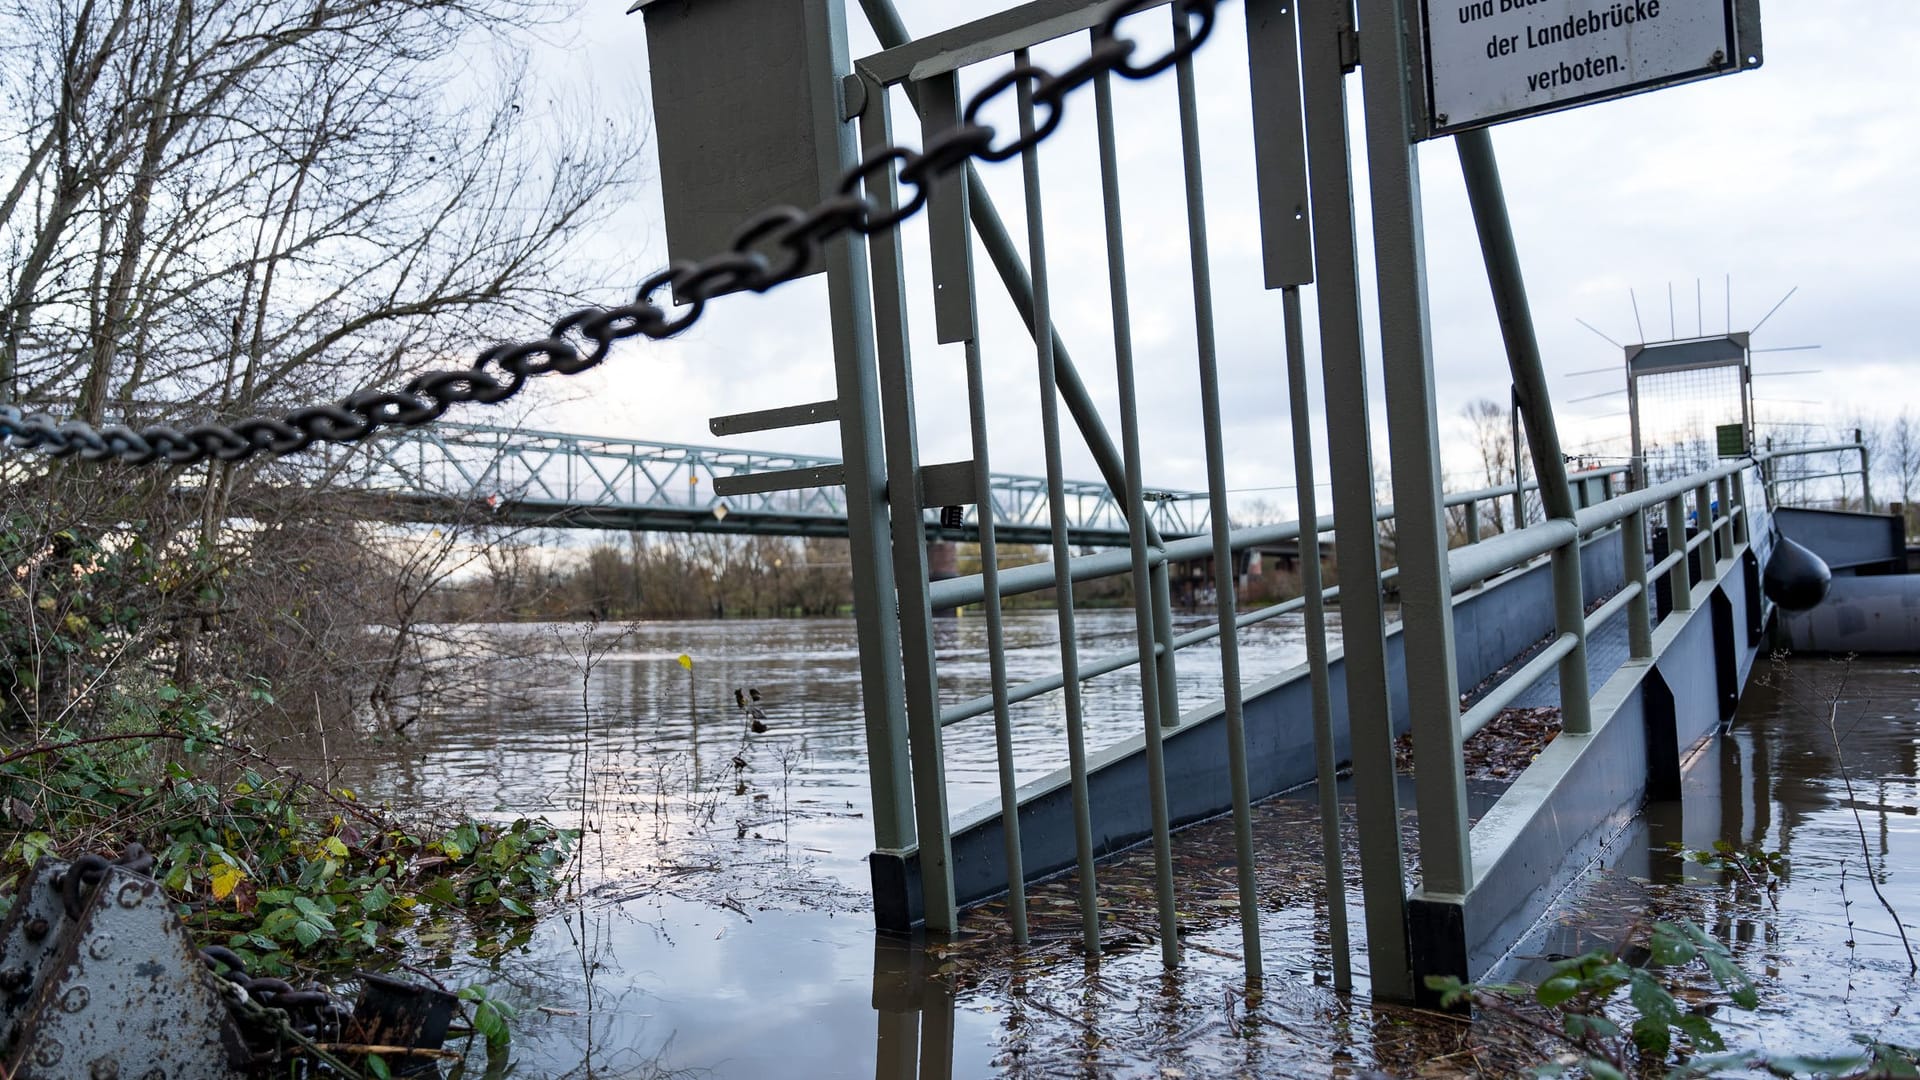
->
1716;475;1734;553
1858;430;1875;513
1464;497;1479;545
1696;483;1718;568
1666;492;1694;611
1624;507;1652;659
1731;470;1750;545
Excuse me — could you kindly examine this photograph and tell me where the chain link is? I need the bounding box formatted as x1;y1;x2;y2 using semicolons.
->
0;0;1218;468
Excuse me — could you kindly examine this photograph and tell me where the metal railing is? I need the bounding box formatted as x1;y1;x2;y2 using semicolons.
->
319;421;1210;544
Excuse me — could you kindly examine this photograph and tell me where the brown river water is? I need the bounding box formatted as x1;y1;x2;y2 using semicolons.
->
290;617;1920;1078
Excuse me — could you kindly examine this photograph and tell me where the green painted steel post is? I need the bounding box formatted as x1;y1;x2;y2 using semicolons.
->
1017;51;1095;954
803;0;916;879
1667;493;1694;611
1285;284;1352;991
1095;64;1180;969
857;75;956;933
1696;484;1717;567
1732;470;1749;545
1172;9;1262;974
1625;507;1652;659
1728;472;1743;549
1300;0;1413;1000
1358;0;1471;900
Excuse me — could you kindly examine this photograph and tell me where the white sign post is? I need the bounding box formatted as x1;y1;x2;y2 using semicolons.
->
1419;0;1760;135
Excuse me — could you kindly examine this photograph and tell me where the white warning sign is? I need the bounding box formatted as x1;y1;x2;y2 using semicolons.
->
1421;0;1742;134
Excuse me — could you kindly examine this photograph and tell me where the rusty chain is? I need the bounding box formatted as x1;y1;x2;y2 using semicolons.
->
0;0;1218;468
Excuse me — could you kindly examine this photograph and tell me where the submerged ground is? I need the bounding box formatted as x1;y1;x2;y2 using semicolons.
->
285;617;1920;1077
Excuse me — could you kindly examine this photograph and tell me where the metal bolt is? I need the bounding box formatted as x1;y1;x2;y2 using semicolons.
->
24;916;48;941
33;1038;63;1066
87;935;113;960
116;881;144;908
61;985;90;1012
90;1057;121;1079
1711;49;1725;64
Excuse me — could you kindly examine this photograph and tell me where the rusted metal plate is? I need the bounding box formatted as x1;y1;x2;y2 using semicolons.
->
5;865;242;1078
0;860;72;1050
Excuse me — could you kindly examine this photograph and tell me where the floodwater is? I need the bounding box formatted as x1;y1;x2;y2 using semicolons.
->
299;618;1920;1077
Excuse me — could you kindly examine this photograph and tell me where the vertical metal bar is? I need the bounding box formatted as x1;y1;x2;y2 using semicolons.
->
1299;0;1412;1001
1464;498;1479;544
1696;483;1717;568
1455;126;1591;741
968;307;1031;947
1150;560;1182;730
1094;62;1179;969
1731;470;1749;545
1356;0;1470;904
859;75;956;932
925;66;1030;948
1666;493;1694;610
1286;285;1352;991
1625;507;1653;659
1859;432;1875;513
1628;370;1645;490
1728;474;1743;549
805;0;915;868
1509;387;1525;530
1017;52;1094;955
1172;9;1262;975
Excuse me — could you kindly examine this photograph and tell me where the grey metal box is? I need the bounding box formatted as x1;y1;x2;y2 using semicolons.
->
637;0;835;280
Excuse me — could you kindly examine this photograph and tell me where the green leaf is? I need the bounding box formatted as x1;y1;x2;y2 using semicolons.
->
497;896;533;918
1649;923;1696;966
365;1053;392;1080
1536;975;1581;1007
1673;1013;1724;1053
1584;1059;1627;1080
361;883;393;914
293;919;324;948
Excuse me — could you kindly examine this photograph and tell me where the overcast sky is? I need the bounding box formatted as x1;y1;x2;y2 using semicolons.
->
515;0;1920;520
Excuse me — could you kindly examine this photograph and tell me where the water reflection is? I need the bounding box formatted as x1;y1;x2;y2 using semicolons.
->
288;622;1920;1075
1502;655;1920;1057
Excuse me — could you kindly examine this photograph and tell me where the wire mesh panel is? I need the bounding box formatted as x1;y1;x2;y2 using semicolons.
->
1626;333;1752;489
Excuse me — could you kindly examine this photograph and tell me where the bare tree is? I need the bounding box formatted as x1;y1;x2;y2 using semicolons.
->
0;0;649;732
1889;411;1920;536
1460;396;1518;533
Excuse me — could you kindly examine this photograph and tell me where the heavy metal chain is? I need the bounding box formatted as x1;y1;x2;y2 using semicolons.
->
0;0;1218;468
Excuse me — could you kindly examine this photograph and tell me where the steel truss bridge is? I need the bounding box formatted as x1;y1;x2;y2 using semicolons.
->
322;421;1207;546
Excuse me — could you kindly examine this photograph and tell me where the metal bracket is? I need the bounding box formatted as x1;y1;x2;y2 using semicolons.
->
1338;28;1360;74
709;398;840;437
713;463;846;498
918;460;978;509
840;72;868;120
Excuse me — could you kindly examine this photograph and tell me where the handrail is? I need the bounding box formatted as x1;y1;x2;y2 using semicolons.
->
928;464;1631;611
933;446;1859;745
